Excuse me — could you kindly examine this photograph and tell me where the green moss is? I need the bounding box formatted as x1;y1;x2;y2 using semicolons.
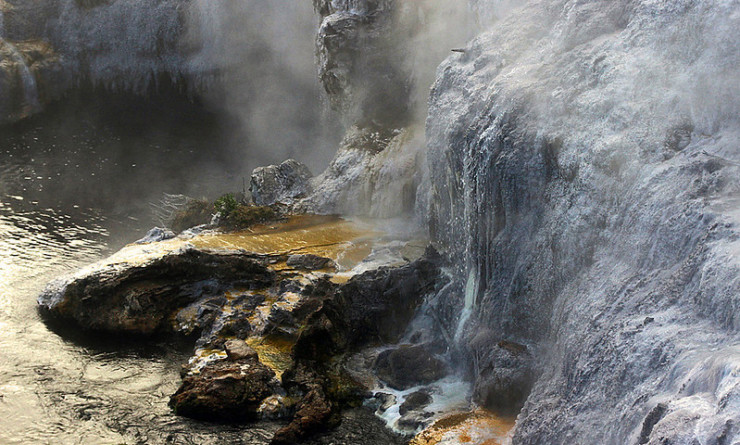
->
170;199;212;233
214;193;239;217
222;205;277;230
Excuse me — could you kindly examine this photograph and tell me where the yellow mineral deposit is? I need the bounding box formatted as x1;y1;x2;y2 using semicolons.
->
246;335;295;379
410;409;515;445
191;215;379;270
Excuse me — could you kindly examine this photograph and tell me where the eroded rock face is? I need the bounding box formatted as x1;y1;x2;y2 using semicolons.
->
424;0;740;443
314;0;409;128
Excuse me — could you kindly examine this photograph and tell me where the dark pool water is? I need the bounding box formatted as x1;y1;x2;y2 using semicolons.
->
0;94;285;444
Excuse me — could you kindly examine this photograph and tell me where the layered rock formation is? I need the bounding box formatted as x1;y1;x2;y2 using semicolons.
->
424;0;740;443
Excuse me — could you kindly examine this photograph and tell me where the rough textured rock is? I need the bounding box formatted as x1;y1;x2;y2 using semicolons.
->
294;247;444;360
374;345;448;390
296;125;423;217
399;391;432;416
38;247;274;334
468;333;534;416
169;355;277;422
314;0;409;127
286;254;335;271
250;159;313;206
423;0;740;443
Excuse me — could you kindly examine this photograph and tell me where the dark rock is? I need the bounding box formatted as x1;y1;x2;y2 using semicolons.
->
638;403;669;444
469;331;536;416
287;254;336;271
224;339;258;361
169;357;276;423
38;247;275;335
299;407;407;445
271;387;334;444
294;248;443;361
374;345;448;390
251;159;313;206
371;392;396;413
399;391;432;416
397;410;434;431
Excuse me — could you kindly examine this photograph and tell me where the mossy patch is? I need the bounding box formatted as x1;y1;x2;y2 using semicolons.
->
170;199;212;233
222;205;278;230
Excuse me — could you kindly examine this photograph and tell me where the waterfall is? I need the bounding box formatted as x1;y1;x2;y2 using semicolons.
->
4;41;41;114
0;5;40;115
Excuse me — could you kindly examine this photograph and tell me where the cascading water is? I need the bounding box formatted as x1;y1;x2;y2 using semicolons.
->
4;42;40;114
0;5;40;115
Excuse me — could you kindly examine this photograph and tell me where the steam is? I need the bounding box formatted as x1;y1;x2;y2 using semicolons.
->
183;0;342;174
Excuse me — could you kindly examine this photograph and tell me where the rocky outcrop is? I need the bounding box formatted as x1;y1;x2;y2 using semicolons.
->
39;217;440;443
296;125;423;217
38;246;274;334
250;159;313;206
314;0;409;128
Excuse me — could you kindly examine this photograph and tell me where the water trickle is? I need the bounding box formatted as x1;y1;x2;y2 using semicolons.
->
4;41;41;114
454;269;478;342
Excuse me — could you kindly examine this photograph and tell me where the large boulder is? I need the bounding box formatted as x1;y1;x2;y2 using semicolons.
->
250;159;313;206
468;332;535;416
38;246;275;334
169;354;277;422
374;345;448;390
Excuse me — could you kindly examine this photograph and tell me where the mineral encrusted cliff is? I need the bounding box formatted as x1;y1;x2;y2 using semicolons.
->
425;0;740;443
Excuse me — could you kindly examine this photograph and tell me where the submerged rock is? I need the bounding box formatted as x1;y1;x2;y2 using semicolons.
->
250;159;313;206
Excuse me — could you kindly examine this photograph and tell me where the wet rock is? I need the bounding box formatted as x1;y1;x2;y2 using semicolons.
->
286;254;335;271
371;392;397;413
259;395;295;420
216;311;253;339
250;159;312;206
399;391;432;416
299;407;407;445
169;357;277;422
397;410;434;431
135;227;175;244
271;387;334;444
38;247;275;335
224;339;258;361
374;345;448;390
469;332;535;416
294;247;443;360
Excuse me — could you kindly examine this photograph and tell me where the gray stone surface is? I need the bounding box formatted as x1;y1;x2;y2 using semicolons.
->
250;159;312;206
423;1;740;443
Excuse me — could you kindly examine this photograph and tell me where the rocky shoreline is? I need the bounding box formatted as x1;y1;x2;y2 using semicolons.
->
38;212;465;443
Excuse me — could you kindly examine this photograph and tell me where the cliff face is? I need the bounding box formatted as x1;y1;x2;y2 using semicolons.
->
0;0;189;122
425;0;740;443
